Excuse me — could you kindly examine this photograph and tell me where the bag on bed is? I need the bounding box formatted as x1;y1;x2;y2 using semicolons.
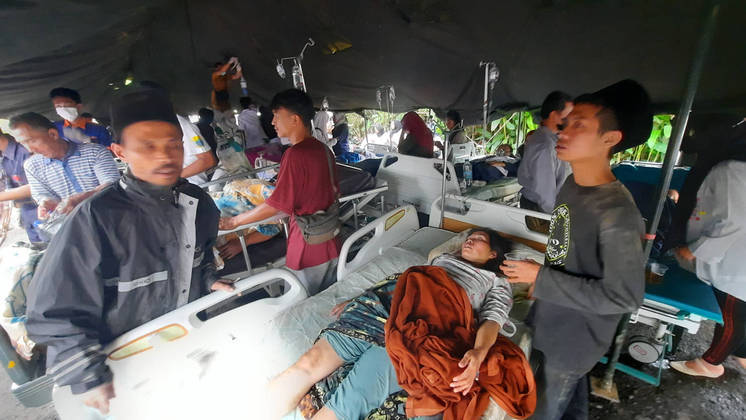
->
295;149;341;245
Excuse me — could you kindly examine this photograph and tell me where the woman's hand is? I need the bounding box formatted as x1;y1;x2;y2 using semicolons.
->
499;260;542;284
330;300;351;318
451;348;487;395
218;238;243;260
219;217;238;231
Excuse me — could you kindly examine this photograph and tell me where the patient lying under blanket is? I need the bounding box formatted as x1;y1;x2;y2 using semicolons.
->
268;229;536;420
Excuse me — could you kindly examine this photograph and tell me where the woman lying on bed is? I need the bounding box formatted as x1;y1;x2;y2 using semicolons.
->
268;229;514;420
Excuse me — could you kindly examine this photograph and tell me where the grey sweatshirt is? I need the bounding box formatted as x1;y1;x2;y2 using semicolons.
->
431;254;513;327
530;176;645;373
517;126;572;213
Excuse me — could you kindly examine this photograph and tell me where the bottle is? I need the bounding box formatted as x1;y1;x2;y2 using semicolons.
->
292;64;305;91
463;160;473;188
254;151;266;169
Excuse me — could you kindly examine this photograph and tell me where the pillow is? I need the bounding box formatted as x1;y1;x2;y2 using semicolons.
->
427;229;545;264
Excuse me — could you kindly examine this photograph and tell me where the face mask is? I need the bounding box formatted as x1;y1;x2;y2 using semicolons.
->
56;106;79;122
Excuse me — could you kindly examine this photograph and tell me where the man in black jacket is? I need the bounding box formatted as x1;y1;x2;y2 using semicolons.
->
26;87;233;414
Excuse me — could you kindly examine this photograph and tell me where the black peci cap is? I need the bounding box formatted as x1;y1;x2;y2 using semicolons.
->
109;87;180;142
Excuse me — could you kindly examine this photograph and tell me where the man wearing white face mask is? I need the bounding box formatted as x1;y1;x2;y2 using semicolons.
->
49;87;113;147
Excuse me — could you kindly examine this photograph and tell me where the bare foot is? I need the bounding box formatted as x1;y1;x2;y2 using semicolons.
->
734;357;746;370
685;358;724;376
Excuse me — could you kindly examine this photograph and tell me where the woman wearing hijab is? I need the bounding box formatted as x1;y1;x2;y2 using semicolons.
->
331;112;350;156
397;111;434;158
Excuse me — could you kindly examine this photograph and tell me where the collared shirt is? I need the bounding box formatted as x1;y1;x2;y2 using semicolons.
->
517;125;572;213
687;160;746;301
177;115;213;186
54;120;113;147
1;141;36;207
23;142;120;203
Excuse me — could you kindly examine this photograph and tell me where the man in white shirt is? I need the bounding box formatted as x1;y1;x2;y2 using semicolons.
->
177;115;216;186
238;96;266;149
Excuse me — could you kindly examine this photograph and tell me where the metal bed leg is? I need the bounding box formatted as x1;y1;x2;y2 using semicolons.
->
352;200;359;229
238;234;252;273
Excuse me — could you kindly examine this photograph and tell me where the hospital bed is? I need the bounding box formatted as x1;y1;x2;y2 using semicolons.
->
451;141;477;163
463;178;522;205
599;260;723;386
51;203;545;420
376;153;461;214
377;153;523;214
213;164;390;279
201;163;281;190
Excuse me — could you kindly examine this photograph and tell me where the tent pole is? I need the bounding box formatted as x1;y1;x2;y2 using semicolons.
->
643;1;720;258
440;130;450;229
480;62;490;139
592;1;721;402
364;113;369;149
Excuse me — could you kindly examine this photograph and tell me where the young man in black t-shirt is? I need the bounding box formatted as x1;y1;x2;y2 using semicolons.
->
501;80;652;420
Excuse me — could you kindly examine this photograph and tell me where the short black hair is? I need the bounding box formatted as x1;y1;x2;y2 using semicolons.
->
9;112;56;131
540;91;572;120
573;93;620;134
467;228;510;274
446;110;461;123
270;89;314;127
49;87;82;104
239;96;253;109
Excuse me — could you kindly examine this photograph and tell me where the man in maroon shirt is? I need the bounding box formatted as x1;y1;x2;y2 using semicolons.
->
219;89;340;295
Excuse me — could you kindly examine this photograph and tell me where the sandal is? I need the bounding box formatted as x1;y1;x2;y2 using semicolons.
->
670;358;724;378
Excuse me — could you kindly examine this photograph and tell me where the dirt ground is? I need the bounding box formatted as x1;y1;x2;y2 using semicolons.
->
589;321;746;420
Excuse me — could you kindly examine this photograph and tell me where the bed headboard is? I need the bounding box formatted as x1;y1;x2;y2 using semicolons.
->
376;153;460;214
429;195;550;253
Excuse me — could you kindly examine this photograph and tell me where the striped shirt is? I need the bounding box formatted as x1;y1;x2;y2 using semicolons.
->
23;142;120;203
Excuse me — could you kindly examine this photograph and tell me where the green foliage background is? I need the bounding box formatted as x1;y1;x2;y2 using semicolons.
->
344;110;673;163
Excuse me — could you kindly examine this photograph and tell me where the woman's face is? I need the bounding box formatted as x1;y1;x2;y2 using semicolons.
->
461;231;498;266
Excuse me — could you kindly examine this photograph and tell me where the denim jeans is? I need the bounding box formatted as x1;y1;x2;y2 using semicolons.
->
532;359;589;420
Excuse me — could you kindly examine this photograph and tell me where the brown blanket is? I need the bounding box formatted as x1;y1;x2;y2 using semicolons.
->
385;266;536;420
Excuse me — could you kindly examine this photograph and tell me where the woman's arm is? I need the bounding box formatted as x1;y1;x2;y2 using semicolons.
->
451;320;500;395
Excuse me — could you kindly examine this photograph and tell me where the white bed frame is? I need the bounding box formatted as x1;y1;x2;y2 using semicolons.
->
336;205;420;279
429;194;551;246
50;202;540;419
376;153;460;213
451;141;477;163
52;269;307;420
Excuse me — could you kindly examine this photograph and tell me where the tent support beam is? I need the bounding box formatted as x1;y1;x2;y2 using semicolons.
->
479;62;492;137
440;131;450;229
643;1;720;258
594;1;721;400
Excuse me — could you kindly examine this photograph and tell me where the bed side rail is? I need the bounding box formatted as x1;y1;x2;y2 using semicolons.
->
430;194;550;249
337;205;419;279
102;269;305;356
